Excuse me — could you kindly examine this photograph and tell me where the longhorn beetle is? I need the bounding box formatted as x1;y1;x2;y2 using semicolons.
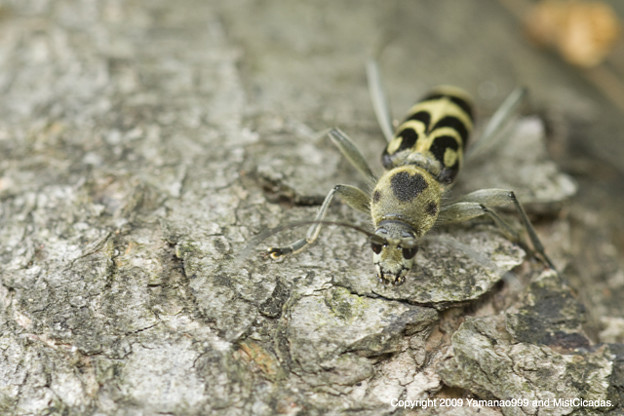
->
260;61;556;286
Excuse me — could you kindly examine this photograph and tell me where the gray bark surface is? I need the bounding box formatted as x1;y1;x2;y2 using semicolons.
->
1;1;623;415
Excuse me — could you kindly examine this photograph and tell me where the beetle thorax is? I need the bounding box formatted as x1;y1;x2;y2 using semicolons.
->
370;165;441;237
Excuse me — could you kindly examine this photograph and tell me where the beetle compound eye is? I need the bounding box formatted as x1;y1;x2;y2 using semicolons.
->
402;246;418;259
371;242;383;254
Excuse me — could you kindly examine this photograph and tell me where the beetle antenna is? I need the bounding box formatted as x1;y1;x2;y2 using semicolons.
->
238;220;386;261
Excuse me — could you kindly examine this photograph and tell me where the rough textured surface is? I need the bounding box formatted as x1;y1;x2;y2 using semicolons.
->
439;271;613;416
1;1;624;415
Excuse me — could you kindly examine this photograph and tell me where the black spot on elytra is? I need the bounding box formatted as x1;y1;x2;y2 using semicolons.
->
373;190;381;203
426;201;438;216
431;116;470;145
396;128;418;152
429;135;459;166
420;93;473;121
449;95;473;121
404;110;431;131
390;171;428;202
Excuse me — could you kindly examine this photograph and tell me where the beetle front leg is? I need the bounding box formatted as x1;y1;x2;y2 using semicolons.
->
267;184;371;258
